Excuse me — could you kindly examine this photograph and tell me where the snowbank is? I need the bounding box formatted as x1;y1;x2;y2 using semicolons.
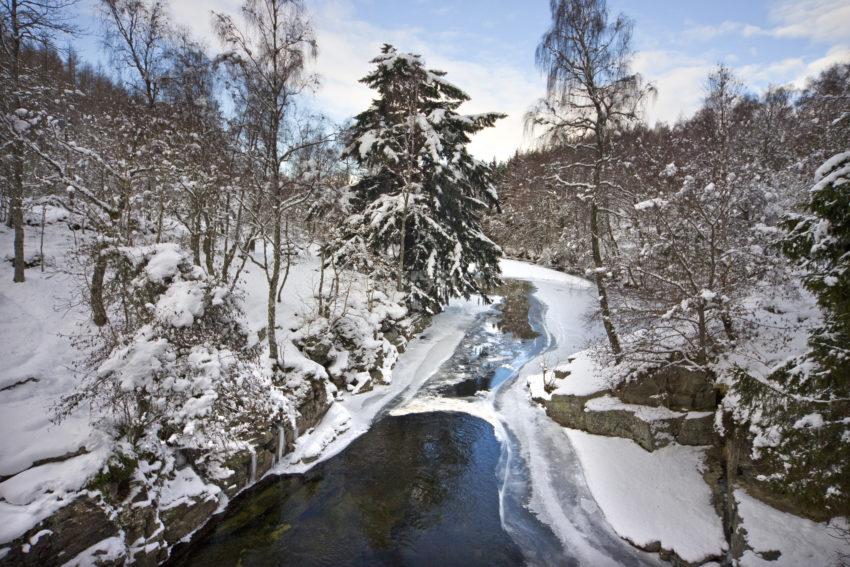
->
527;348;611;401
735;489;850;567
565;429;727;564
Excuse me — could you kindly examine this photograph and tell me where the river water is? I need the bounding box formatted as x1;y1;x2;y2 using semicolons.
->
171;284;656;566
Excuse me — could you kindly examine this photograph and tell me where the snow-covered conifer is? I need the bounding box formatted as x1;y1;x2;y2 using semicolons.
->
326;44;504;313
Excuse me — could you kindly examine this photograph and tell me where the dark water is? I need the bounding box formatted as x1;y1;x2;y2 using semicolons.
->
171;298;562;567
173;413;525;567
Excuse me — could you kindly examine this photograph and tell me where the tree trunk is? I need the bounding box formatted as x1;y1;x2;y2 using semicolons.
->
697;304;709;365
318;247;326;318
590;201;621;359
397;191;409;292
267;218;281;362
11;141;25;283
91;247;109;326
190;213;201;267
203;213;215;277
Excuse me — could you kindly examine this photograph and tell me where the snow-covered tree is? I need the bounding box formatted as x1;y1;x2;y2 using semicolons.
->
530;0;653;360
0;0;77;282
326;44;504;313
214;0;330;363
730;152;850;518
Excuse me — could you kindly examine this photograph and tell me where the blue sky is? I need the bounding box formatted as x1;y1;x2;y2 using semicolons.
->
68;0;850;161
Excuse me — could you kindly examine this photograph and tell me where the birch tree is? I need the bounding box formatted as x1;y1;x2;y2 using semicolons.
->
530;0;652;359
214;0;321;362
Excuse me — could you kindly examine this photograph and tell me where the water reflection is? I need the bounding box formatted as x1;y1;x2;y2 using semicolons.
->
172;413;526;567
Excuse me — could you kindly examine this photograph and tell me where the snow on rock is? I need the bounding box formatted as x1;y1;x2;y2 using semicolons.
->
584;395;685;421
158;466;221;511
289;402;351;464
564;429;727;564
735;489;850;567
0;449;108;544
528;349;612;401
60;535;128;567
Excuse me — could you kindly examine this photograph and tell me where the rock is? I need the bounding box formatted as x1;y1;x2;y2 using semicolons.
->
543;394;715;451
617;366;717;411
0;495;118;567
296;376;330;435
161;493;220;546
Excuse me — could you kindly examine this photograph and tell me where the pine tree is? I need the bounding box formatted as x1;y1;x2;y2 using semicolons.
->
734;151;850;517
326;44;505;313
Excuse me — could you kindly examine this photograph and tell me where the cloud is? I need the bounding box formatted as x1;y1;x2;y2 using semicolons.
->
682;0;850;44
306;0;543;161
632;51;711;125
769;0;850;43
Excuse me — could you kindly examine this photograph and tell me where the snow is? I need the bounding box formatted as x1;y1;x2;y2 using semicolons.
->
528;349;611;400
565;429;727;564
60;535;127;567
158;467;220;511
0;221;102;506
0;448;108;544
735;489;850;567
153;280;206;327
793;412;824;429
584;395;685;421
634;198;668;211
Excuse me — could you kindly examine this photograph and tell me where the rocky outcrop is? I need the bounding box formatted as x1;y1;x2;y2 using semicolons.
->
615;366;718;411
538;365;718;452
0;495;118;566
544;392;715;451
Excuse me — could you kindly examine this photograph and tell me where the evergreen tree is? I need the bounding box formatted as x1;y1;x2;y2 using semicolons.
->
326;44;505;313
734;151;850;517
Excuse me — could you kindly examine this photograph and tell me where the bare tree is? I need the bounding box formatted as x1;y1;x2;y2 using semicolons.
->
530;0;652;360
0;0;77;282
214;0;321;363
100;0;169;109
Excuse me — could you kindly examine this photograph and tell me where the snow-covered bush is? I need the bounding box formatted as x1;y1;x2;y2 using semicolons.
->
294;279;409;393
62;244;287;461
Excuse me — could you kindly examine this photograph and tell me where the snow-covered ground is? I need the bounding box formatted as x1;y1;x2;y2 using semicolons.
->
565;430;726;563
0;220;116;546
2;216;846;566
735;489;849;567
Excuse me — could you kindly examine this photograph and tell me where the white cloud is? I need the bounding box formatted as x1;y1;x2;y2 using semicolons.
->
769;0;850;43
632;50;711;125
682;0;850;44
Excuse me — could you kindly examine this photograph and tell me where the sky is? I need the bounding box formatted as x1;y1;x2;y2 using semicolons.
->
67;0;850;161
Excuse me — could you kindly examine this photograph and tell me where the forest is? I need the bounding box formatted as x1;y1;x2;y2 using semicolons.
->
1;0;848;566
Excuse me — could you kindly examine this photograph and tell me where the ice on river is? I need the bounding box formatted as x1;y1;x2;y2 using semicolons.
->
278;295;492;473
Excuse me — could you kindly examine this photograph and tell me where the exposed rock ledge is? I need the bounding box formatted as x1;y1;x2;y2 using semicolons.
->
535;365;718;452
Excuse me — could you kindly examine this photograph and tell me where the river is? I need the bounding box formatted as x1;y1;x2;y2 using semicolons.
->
170;273;658;566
